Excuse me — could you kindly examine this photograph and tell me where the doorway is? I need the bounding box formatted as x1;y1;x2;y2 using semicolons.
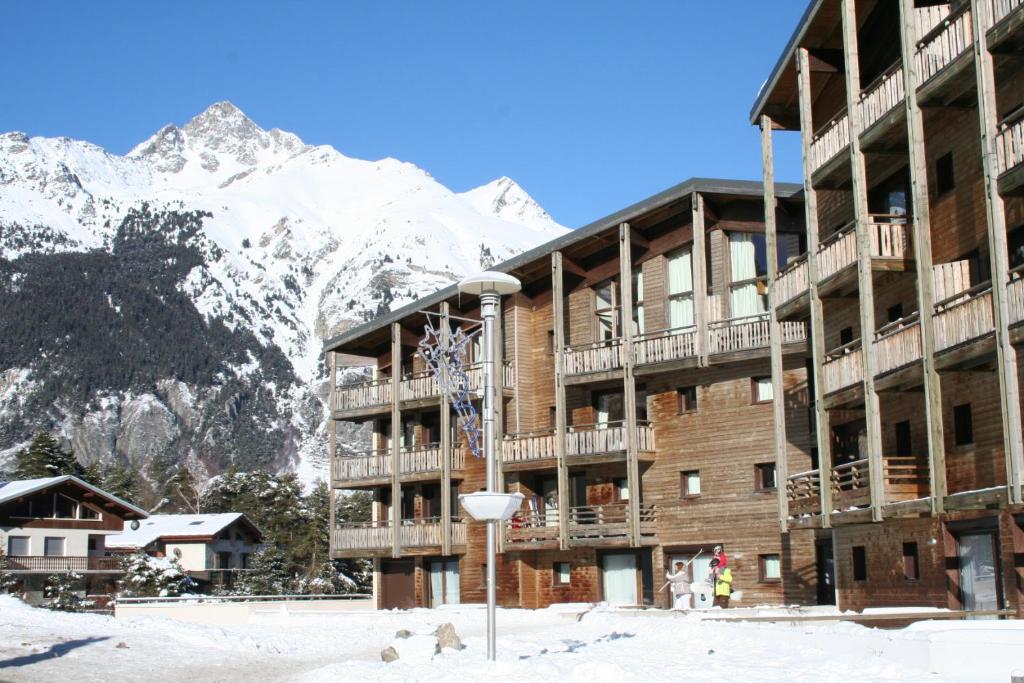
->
427;558;460;607
381;559;416;609
956;531;1001;616
601;552;637;605
815;538;836;605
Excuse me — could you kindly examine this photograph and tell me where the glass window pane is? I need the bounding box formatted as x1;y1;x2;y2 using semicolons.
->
687;472;701;495
55;494;76;518
757;378;774;402
667;249;693;296
763;554;781;579
8;536;30;556
669;295;694;328
595;283;614;309
558;562;571;584
44;537;64;557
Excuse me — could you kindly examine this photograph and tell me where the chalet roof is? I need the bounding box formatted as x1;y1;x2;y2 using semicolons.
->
0;475;148;519
748;0;822;126
105;512;263;549
324;177;803;355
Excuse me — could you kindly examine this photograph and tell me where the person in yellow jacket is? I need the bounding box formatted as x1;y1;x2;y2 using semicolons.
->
710;557;733;608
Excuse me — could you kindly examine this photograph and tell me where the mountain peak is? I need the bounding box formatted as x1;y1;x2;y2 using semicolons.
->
182;101;263;142
458;177;559;231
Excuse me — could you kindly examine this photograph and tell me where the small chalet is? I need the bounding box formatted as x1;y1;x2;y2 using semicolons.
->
106;513;263;589
0;475;148;603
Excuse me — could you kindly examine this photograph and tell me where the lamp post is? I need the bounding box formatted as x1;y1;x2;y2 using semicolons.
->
457;271;523;662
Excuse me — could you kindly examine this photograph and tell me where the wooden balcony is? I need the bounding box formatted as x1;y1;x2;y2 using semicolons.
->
332;445;466;486
332;377;392;417
809;109;850;184
773;254;809;318
1;556;122;573
995;108;1024;195
504;503;657;549
706;314;807;358
873;314;923;378
822;340;864;398
817;219;913;297
932;284;994;360
564;338;622;378
1008;270;1024;333
332;449;391;483
829;456;929;512
331;518;466;557
786;469;821;517
916;3;973;96
857;62;905;141
633;326;697;368
987;0;1024;53
502;429;557;470
566;421;655;463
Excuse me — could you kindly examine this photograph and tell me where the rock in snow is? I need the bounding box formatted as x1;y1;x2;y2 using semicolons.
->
0;102;569;487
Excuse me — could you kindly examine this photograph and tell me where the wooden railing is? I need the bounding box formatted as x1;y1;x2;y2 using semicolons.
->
633;326;697;365
332;377;392;412
774;254;809;307
399;518;445;547
503;429;557;464
564;338;623;375
332;449;391;481
857;62;905;134
869;218;911;260
933;260;973;302
829;455;929;509
566;421;655;456
1008;267;1024;326
816;224;857;281
400;370;438;401
708;314;770;353
786;469;821;517
822;340;864;394
916;3;972;85
990;0;1024;26
873;314;923;376
2;556;122;572
933;283;994;352
505;508;561;545
568;503;657;542
995;108;1024;177
331;522;393;551
400;443;442;474
830;458;870;508
809;109;850;175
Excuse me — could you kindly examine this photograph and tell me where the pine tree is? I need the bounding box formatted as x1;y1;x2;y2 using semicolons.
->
102;463;142;505
81;461;105;488
13;432;82;479
43;572;90;612
234;545;291;596
117;552;194;597
161;465;202;513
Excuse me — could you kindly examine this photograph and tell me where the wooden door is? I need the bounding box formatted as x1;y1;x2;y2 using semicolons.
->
381;559;416;609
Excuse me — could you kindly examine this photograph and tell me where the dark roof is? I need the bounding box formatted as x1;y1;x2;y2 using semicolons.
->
324;177;803;354
749;0;823;125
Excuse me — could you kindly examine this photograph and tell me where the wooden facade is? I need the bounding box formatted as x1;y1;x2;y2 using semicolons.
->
753;0;1024;615
326;179;821;609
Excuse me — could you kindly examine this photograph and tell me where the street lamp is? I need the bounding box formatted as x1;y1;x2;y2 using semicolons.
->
457;270;522;662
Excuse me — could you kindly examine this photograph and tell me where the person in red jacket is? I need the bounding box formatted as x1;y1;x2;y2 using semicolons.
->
711;545;728;577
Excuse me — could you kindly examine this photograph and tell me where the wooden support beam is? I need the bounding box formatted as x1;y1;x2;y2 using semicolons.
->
400;327;422;349
899;0;947;513
692;193;709;367
560;255;588;278
807;48;845;73
971;0;1024;505
761;115;790;534
629;228;650;250
841;0;885;523
390;322;402;558
439;301;452;556
619;223;642;546
552;252;571;550
329;350;337;546
797;47;834;528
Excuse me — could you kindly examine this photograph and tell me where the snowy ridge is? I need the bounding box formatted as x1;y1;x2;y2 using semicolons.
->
0;101;569;486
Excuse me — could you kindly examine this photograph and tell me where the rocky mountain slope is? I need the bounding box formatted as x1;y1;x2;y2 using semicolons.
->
0;101;568;492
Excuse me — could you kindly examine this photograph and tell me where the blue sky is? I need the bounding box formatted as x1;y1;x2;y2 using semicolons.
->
2;1;806;228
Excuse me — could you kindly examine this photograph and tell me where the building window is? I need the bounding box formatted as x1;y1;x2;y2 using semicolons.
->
902;542;919;580
895;420;912;456
553;562;571;586
44;537;65;557
593;390;624;427
759;554;781;582
546;330;555;354
549;406;557;428
677;386;698;414
753;377;773;403
594;279;621;340
79;504;100;520
954;403;973;446
480;564;488;589
852;546;867;582
633;270;645;335
241;553;251;569
87;537;97;552
614;477;629;502
840;326;854;346
681;470;701;498
7;536;30;556
728;232;769;317
755;462;777;491
887;303;903;323
666;248;695;329
935;152;955;197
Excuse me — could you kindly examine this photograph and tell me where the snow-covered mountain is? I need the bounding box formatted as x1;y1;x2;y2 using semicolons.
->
0;101;568;492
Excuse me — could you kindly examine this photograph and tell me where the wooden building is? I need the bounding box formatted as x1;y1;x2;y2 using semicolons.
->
752;0;1024;614
325;178;823;609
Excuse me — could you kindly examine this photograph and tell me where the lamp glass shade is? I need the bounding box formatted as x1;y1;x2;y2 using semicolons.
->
457;271;522;297
459;492;525;521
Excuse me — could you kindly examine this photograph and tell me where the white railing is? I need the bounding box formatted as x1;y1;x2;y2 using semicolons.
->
933;284;994;352
857;63;905;134
1;556;122;572
873;315;923;376
566;421;654;456
990;0;1024;26
708;314;770;353
452;521;467;546
502;429;557;464
916;4;973;85
632;326;697;365
1008;267;1024;326
774;254;809;307
564;338;623;375
869;217;911;259
816;224;858;281
915;3;952;40
822;341;864;394
995;109;1024;177
332;378;392;412
332;449;391;481
809;109;851;176
786;469;821;517
331;522;392;551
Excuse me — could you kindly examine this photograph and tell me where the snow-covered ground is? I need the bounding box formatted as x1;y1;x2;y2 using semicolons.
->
1;596;1021;682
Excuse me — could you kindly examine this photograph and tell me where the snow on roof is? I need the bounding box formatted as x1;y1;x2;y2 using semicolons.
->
105;513;253;549
0;475;148;518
